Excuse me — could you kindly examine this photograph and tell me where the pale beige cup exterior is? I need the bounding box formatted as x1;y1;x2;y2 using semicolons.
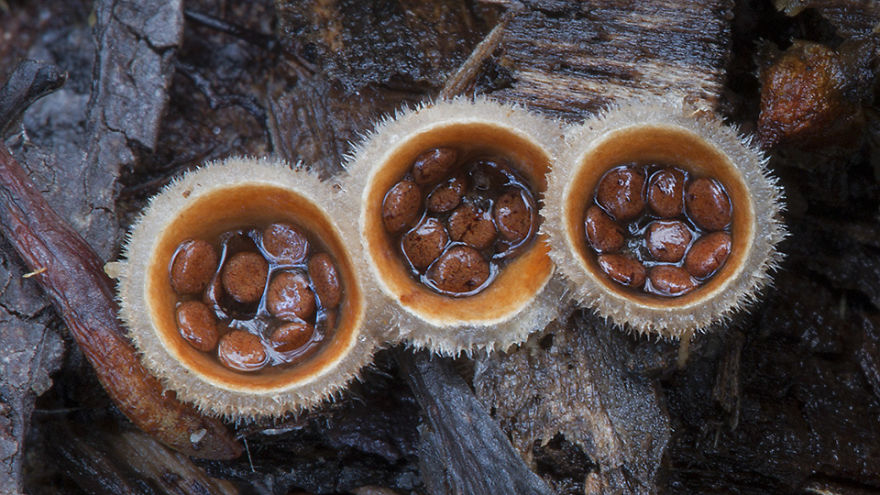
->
118;158;378;417
545;100;786;337
346;99;568;354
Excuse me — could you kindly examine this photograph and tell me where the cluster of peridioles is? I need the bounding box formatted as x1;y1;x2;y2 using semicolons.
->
114;98;786;418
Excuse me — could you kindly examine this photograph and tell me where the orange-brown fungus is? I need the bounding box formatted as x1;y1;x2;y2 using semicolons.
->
168;222;343;373
584;164;733;297
381;148;538;297
758;40;871;148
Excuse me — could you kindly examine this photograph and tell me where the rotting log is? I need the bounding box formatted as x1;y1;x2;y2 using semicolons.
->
3;0;880;493
397;350;555;495
47;423;239;495
474;316;673;495
482;0;735;120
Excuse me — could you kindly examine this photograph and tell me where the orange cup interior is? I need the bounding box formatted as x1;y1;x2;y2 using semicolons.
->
146;184;364;392
362;122;554;325
564;125;755;308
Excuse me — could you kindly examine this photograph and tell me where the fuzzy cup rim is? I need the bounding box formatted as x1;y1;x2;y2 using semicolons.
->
543;100;787;338
117;157;380;418
344;98;569;355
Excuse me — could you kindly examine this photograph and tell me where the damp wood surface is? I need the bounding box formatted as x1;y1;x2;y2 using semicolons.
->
0;0;879;495
482;0;736;120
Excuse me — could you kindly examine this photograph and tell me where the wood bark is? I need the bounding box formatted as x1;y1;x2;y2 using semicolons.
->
0;0;878;494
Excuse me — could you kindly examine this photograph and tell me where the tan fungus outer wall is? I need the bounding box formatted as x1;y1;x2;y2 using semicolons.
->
117;158;381;418
343;98;570;355
544;99;787;338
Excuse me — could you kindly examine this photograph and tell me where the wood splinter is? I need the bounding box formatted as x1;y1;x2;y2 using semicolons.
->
22;266;47;278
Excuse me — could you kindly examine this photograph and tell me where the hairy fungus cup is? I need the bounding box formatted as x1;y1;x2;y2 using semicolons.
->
117;158;377;417
346;98;567;354
544;100;786;337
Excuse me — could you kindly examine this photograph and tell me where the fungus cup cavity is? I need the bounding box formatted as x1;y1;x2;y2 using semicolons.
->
117;157;378;418
544;99;786;338
345;98;568;354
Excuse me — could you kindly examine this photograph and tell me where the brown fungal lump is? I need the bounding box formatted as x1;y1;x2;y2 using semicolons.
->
169;239;218;295
347;98;567;354
585;163;732;297
117;158;378;417
381;151;538;297
544;99;787;337
169;222;337;374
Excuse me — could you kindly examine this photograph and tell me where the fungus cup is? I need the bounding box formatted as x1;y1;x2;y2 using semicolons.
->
345;98;568;354
117;157;378;418
544;99;786;337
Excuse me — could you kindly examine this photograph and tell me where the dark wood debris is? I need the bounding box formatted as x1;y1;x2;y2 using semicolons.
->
775;0;880;37
664;271;880;492
42;422;238;495
399;350;554;495
275;0;495;92
483;0;735;120
474;316;673;495
0;138;241;459
0;0;879;494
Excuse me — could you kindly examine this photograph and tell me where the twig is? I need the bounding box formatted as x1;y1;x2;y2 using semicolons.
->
0;60;66;136
0;63;241;459
439;9;517;99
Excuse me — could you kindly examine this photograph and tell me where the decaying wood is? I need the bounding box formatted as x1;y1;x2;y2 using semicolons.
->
774;0;880;36
0;318;64;495
275;0;491;92
2;0;880;493
712;330;744;428
858;313;880;403
0;144;241;459
79;0;183;258
1;2;192;483
438;10;516;99
0;60;66;137
0;60;69;495
46;424;238;495
271;0;495;175
474;316;673;495
483;0;735;120
664;270;880;492
465;2;729;493
397;350;554;495
0;1;242;491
